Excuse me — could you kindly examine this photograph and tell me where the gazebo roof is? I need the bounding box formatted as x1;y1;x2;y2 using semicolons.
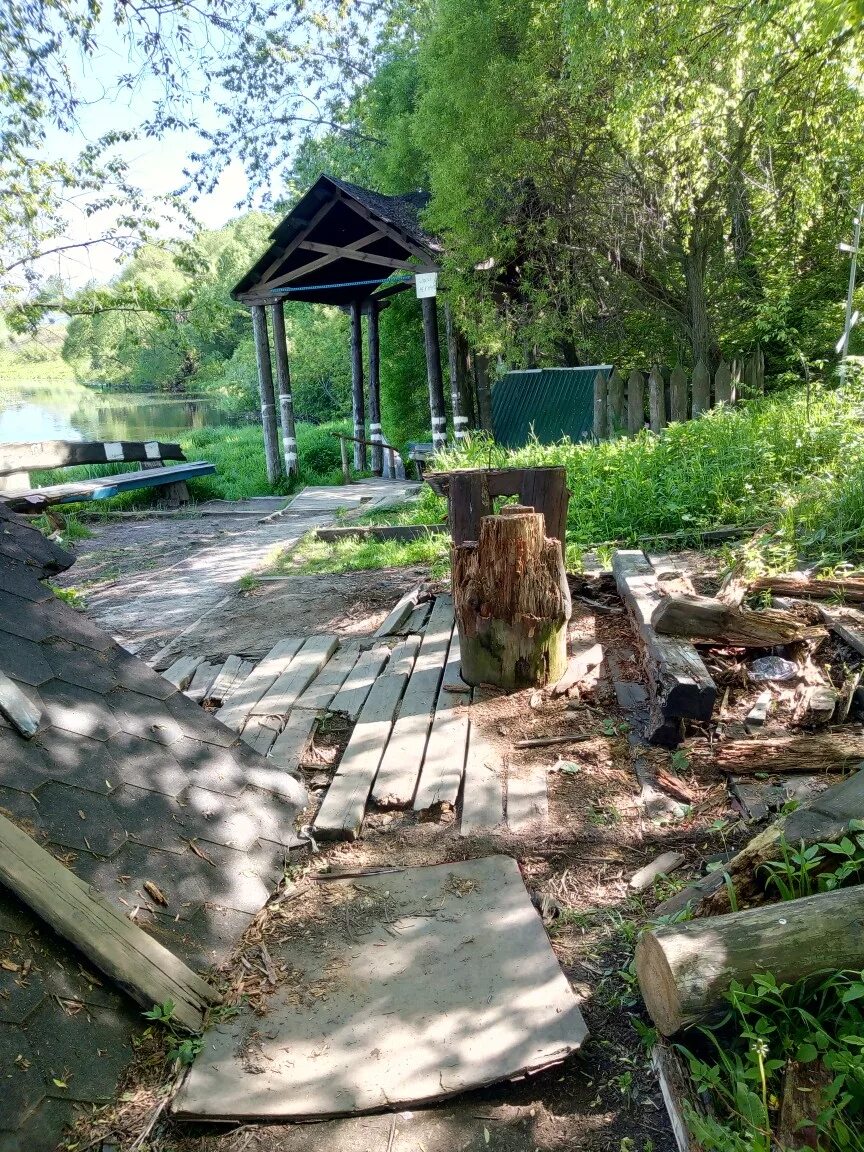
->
232;174;440;308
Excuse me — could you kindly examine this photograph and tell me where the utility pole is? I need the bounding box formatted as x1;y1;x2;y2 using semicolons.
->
837;201;864;374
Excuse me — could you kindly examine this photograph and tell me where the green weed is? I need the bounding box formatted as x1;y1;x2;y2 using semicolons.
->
142;1000;203;1067
272;531;450;578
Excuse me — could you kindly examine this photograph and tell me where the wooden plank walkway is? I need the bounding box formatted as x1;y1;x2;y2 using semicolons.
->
269;710;318;773
215;638;304;732
329;644;391;720
371;595;454;808
460;689;506;835
293;642;360;711
312;660;416;840
413;629;470;811
251;635;339;717
205;655;244;705
186;660;220;703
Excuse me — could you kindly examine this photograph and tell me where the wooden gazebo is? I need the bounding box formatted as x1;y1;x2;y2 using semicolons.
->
232;174;479;481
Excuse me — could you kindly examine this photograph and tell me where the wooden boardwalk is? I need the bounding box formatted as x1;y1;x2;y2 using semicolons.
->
162;593;535;841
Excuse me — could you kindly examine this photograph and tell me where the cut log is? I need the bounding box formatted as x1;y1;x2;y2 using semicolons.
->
612;551;716;744
708;732;864;774
453;509;570;689
751;572;864;603
651;593;823;647
0;811;218;1031
0;671;41;737
636;883;864;1035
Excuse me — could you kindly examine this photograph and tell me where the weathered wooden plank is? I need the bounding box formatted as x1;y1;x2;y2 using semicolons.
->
312;670;410;840
612;551;716;744
551;642;604;696
293;642;360;711
3;461;214;510
163;654;206;691
216;658;256;705
371;596;454;807
387;635;421;676
185;660;220;703
373;585;425;637
460;692;506;835
0;439;184;475
0;811;218;1030
252;635;339;717
404;601;431;635
215;639;304;732
329;644;391;721
413;630;470;811
507;767;548;832
818;604;864;656
0;671;41;737
269;710;318;773
240;715;283;755
203;655;242;705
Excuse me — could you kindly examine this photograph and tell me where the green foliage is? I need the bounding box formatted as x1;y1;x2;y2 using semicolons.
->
142;1000;203;1066
760;825;864;902
276;531;450;577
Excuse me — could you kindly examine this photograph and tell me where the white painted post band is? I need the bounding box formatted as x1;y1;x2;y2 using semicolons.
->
369;422;382;432
453;416;469;426
431;416;447;427
144;441;160;459
284;437;297;448
105;442;124;461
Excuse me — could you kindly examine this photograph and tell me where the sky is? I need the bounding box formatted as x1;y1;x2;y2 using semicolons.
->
33;9;276;290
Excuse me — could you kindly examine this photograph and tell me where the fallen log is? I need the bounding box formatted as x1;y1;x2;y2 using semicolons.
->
709;731;864;774
651;592;823;647
612;551;716;745
752;572;864;603
637;882;864;1035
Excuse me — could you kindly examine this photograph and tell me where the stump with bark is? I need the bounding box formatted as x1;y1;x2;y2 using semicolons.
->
453;506;570;689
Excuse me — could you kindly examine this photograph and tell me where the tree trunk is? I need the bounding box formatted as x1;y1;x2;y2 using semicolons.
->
636;883;864;1035
453;508;570;689
250;305;283;486
684;241;712;370
350;299;366;472
367;302;382;476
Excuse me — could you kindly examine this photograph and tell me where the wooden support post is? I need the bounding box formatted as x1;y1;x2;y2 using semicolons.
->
453;508;570;688
475;352;493;432
422;295;448;452
339;436;351;485
691;359;711;416
271;300;298;477
251;305;283;486
367;301;383;476
714;360;733;405
592;370;608;440
627;369;645;435
445;301;468;443
669;366;688;423
350;299;366;471
459;337;477;430
648;366;666;433
607;368;626;437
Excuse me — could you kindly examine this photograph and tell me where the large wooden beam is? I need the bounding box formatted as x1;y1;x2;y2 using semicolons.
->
256;198;336;285
271;300;299;477
337;191;435;263
251;305;283;486
367;301;383;476
0;811;219;1031
652;593;824;647
444;301;468;443
350;299;367;471
612;550;716;744
298;241;416;270
0;440;184;476
422;296;447;453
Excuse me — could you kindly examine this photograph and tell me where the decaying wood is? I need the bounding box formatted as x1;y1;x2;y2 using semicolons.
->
777;1059;832;1150
0;671;41;737
374;584;426;637
513;733;593;749
818;603;864;656
612;551;716;744
708;732;864;774
0;811;218;1030
629;851;686;893
551;642;604;697
636;883;864;1035
651;593;823;647
751;572;864;603
453;509;570;689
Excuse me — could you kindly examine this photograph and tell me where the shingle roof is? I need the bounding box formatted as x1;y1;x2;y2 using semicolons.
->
0;505;306;1150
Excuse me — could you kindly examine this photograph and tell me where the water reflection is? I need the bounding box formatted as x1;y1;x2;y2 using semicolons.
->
0;380;248;444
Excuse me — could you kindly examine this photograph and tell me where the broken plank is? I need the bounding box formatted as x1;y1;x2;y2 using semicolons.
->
459;689;505;835
387;635;421;676
371;595;454;808
403;601;431;635
551;642;604;697
269;709;318;773
710;732;864;774
313;669;410;840
374;584;425;637
651;593;823;647
215;639;304;732
293;642;360;711
507;766;548;832
612;551;716;744
220;658;256;704
251;635;339;717
329;644;391;721
241;714;283;755
205;655;243;705
185;660;220;703
0;670;41;737
818;603;864;657
163;654;205;691
413;629;470;811
0;810;218;1031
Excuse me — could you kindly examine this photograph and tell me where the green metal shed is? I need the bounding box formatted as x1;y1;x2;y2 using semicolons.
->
491;365;612;448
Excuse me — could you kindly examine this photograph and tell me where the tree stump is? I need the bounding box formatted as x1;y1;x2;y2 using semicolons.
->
453;507;570;689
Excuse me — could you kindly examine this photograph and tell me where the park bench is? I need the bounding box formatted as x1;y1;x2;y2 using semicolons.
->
0;439;215;513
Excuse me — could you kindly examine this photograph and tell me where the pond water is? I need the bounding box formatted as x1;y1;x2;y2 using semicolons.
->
0;379;249;445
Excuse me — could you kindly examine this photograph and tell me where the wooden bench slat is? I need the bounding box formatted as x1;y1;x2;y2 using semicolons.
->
2;461;214;510
0;439;185;476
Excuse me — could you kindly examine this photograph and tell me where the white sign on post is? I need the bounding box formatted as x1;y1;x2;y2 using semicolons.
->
414;272;438;299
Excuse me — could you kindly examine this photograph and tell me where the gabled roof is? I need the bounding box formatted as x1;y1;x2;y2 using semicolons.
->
232;173;440;308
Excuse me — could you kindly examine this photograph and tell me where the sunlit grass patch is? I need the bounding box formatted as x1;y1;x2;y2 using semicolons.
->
269;530;450;578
